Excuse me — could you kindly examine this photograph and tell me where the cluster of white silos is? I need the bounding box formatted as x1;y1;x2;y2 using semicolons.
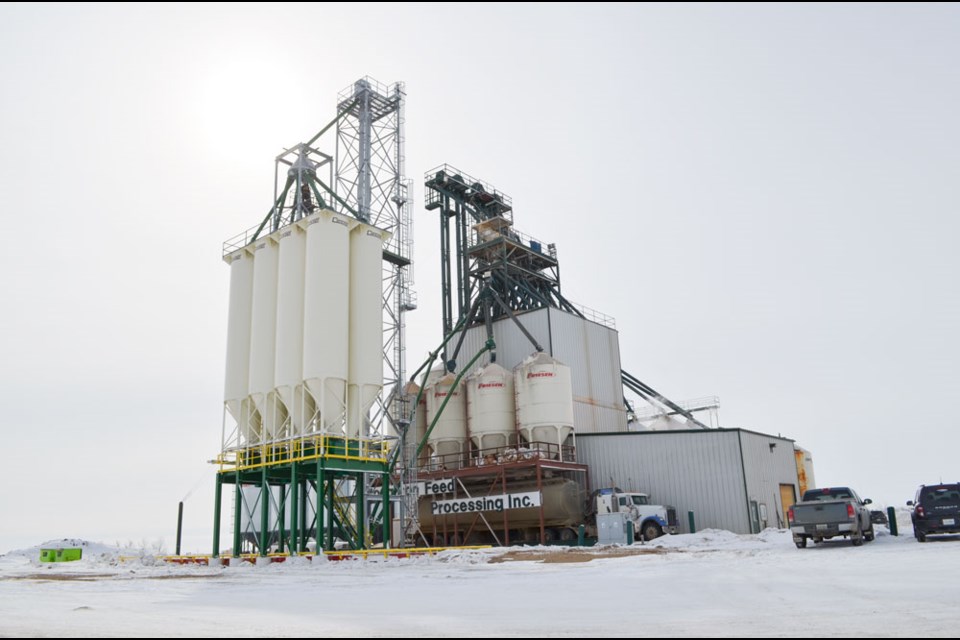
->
223;209;389;447
417;352;575;466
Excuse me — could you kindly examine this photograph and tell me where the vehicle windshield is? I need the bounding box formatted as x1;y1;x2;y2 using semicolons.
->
804;489;852;501
631;495;649;506
921;486;960;504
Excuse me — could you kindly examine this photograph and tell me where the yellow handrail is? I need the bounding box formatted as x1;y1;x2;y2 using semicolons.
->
215;434;389;472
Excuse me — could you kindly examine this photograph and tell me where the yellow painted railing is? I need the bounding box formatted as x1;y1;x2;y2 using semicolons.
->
216;434;389;472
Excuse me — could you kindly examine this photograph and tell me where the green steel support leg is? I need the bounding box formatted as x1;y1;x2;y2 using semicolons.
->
316;461;325;553
259;467;269;557
327;473;335;551
232;473;242;558
887;506;898;536
299;480;308;551
356;474;365;550
212;473;223;557
290;462;299;556
277;485;286;554
382;472;390;549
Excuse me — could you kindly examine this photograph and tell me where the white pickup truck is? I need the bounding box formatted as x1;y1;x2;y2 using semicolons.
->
788;487;875;548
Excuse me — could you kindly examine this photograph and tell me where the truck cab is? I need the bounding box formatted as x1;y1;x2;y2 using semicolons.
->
596;489;678;541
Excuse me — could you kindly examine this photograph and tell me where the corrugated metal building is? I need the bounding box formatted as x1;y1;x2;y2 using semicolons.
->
578;429;800;534
449;307;628;433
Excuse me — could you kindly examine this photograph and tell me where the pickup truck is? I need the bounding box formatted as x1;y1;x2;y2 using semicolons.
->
788;487;875;548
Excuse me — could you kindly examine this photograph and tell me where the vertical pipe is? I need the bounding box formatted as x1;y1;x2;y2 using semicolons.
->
537;463;545;545
232;474;242;558
212;477;222;558
887;507;898;536
688;511;697;535
503;468;510;546
175;501;184;557
289;462;299;556
259;467;269;557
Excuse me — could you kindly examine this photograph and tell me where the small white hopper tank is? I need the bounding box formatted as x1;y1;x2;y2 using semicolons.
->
514;352;575;458
466;362;516;455
425;371;468;466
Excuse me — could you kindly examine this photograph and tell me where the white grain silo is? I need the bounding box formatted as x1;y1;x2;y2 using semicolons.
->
425;371;468;467
514;352;575;458
303;210;355;435
247;236;280;443
466;362;517;456
270;222;307;439
224;248;254;445
347;222;389;439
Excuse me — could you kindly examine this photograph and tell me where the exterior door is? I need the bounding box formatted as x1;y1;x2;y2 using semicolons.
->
780;483;797;529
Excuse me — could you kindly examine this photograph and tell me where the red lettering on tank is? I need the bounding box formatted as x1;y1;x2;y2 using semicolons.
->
526;372;555;378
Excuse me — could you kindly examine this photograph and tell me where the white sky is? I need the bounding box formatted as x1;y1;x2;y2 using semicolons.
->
1;4;958;554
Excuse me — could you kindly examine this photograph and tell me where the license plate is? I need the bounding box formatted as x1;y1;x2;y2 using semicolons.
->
944;518;956;526
817;524;829;530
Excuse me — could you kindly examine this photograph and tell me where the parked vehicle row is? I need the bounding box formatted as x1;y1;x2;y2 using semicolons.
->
787;483;960;549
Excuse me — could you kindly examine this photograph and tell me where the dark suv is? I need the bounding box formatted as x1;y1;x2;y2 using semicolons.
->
908;484;960;542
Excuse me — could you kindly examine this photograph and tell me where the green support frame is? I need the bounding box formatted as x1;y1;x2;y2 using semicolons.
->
212;445;391;557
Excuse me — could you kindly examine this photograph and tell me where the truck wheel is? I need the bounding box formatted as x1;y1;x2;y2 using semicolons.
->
558;527;577;542
851;531;864;546
864;525;875;542
641;522;662;542
916;530;926;543
795;538;807;549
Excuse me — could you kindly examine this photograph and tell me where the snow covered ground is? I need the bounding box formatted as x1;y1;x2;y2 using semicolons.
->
2;528;959;637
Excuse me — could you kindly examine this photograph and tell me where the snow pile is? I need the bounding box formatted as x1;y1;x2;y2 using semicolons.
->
648;527;792;552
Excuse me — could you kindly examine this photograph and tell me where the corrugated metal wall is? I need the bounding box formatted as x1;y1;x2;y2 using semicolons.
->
738;431;800;530
577;431;751;534
448;308;628;434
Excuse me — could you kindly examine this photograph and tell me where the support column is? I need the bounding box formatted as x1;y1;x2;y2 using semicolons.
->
356;474;365;549
382;472;391;549
316;461;325;552
259;467;269;557
277;485;286;554
299;479;308;551
327;472;335;552
212;474;223;557
232;472;242;558
289;461;299;556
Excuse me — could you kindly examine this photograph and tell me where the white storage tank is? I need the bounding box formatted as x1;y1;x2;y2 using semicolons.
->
224;248;254;444
270;223;307;440
466;362;517;455
514;352;575;457
347;222;389;439
425;371;468;467
247;236;280;443
303;210;355;435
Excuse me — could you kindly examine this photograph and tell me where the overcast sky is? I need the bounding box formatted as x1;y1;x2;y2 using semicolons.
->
1;4;958;554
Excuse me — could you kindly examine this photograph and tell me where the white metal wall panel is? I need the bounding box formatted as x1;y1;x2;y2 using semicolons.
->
738;431;800;529
577;431;751;534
